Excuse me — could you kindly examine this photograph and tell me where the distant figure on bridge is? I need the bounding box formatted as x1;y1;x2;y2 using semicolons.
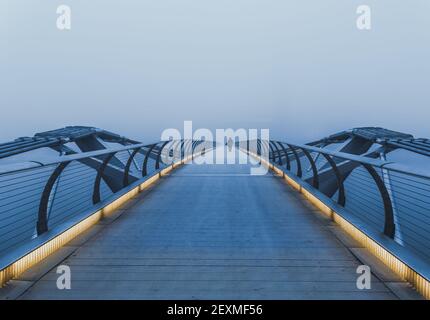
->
227;137;234;152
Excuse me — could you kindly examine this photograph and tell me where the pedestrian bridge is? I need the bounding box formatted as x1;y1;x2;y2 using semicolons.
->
0;126;429;299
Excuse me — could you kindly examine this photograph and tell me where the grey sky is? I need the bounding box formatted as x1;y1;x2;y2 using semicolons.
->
1;0;429;144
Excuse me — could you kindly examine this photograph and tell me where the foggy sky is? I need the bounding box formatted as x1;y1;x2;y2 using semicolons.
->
1;1;429;144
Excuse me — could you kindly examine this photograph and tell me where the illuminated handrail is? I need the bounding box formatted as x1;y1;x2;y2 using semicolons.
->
245;139;430;263
0;139;212;257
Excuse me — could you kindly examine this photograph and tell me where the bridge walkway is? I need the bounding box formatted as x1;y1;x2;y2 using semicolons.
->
4;149;420;299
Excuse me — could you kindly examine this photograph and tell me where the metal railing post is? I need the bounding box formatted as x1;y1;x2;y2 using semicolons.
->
37;161;71;235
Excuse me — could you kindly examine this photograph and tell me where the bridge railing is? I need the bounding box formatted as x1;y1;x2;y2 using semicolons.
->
0;139;210;261
243;139;430;264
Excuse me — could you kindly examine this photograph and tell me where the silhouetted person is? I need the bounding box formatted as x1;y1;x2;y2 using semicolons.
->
227;137;234;152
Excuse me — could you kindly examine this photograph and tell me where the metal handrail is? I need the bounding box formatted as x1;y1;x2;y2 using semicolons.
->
282;142;430;179
246;139;430;262
0;139;211;257
0;142;150;176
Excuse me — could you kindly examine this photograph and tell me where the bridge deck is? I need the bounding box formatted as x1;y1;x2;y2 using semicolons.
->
5;150;420;299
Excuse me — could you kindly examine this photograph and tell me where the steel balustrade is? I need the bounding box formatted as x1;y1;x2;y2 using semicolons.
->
244;139;430;262
0;139;211;257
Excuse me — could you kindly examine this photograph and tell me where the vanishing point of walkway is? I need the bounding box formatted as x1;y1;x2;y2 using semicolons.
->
7;150;420;299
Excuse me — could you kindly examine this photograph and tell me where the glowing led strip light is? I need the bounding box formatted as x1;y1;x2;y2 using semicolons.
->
246;150;430;300
0;154;196;288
